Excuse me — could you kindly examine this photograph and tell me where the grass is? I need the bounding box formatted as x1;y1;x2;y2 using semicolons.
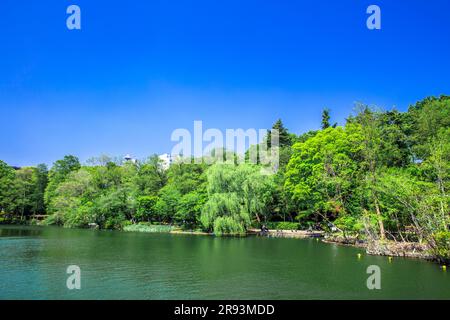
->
123;223;173;233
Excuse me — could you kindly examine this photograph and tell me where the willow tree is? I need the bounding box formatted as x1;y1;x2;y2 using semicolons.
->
200;163;276;235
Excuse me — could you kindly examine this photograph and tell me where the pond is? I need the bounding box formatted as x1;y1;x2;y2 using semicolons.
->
0;225;448;299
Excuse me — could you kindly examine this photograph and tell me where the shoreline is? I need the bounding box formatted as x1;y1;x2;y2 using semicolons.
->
123;225;441;263
0;223;442;263
322;235;436;262
248;228;438;262
247;228;324;239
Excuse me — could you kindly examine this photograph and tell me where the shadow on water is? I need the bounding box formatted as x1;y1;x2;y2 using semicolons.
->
0;225;46;238
0;225;449;300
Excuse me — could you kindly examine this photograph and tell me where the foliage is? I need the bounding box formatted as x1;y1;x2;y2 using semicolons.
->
0;160;15;215
285;124;363;224
44;155;80;204
265;221;299;230
213;216;246;236
175;192;205;229
154;185;182;223
1;95;449;261
136;195;158;222
432;231;450;262
200;163;276;234
266;119;292;148
123;223;173;233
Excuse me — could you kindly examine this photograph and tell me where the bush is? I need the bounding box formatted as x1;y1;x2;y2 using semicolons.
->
136;195;158;222
123;223;173;233
333;215;364;233
104;214;127;230
433;231;450;262
200;193;244;231
213;216;246;236
42;212;65;226
64;204;94;228
265;221;299;230
175;192;204;228
121;220;132;228
0;211;11;224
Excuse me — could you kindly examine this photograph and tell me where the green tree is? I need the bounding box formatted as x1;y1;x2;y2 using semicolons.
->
200;163;276;234
354;105;386;240
44;155;81;210
408;95;450;159
285;124;364;232
136;195;158;222
201;192;247;235
266;119;291;148
321;108;331;129
135;155;167;195
93;187;134;229
32;164;48;215
175;192;205;228
154;185;181;223
12;167;36;220
46;169;95;226
0;161;15;217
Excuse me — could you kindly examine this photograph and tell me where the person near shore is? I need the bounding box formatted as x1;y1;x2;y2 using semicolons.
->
260;224;269;234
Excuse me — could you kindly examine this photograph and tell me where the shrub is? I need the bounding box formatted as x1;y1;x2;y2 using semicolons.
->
0;211;11;224
265;221;299;230
104;214;127;230
333;215;364;233
42;212;65;226
433;231;450;262
136;195;158;222
213;216;246;236
64;203;94;228
123;223;173;233
175;192;204;228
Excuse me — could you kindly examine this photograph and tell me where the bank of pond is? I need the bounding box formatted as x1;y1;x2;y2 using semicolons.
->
9;219;445;266
122;223;446;265
0;224;449;299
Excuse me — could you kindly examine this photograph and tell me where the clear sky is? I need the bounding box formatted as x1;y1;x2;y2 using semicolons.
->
1;0;450;167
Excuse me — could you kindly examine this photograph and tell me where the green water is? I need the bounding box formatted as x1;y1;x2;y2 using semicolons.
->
0;225;449;299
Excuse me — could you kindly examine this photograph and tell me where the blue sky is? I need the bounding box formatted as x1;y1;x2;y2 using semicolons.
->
1;0;450;166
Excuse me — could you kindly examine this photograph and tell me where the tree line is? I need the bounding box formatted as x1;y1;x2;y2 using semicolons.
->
0;95;448;260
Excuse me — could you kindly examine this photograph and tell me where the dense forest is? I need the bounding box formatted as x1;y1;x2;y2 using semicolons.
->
0;96;449;261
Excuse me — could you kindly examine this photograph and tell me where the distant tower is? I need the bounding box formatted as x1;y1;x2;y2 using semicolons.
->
124;154;136;164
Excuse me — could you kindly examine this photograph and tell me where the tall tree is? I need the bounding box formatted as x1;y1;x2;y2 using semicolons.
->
32;164;48;215
321;108;331;129
135;155;167;195
266;119;291;148
44;155;81;209
0;161;15;216
354;105;386;240
285;124;363;232
12;167;35;220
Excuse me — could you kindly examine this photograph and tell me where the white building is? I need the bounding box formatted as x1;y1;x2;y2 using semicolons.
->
159;153;173;170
